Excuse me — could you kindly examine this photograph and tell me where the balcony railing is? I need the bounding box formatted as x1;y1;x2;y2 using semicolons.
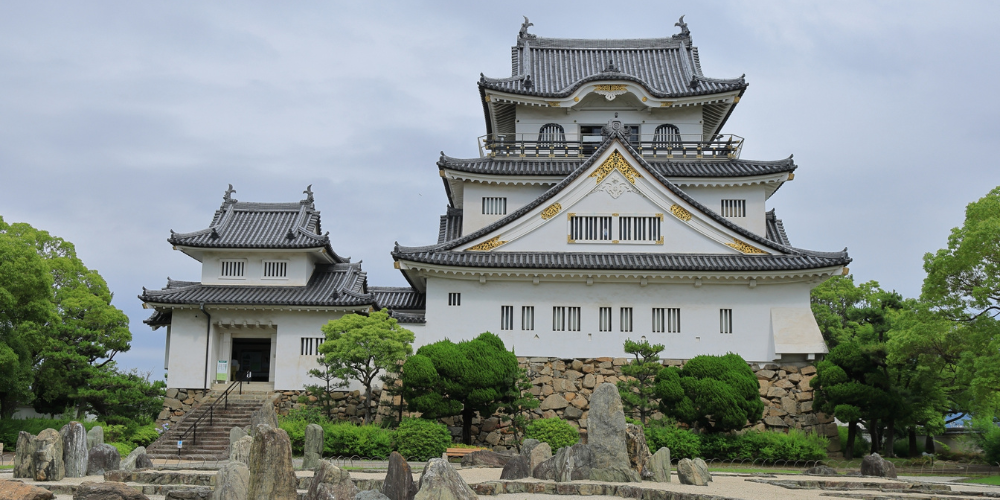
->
478;133;744;160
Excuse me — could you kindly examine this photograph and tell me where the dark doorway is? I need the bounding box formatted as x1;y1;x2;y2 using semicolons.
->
231;338;271;382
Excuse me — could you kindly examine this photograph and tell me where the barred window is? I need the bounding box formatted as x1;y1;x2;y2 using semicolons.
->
720;309;733;334
521;306;535;331
652;308;665;333
652;123;681;148
448;293;461;306
300;337;325;356
618;216;661;242
721;199;746;218
501;306;514;331
262;260;288;278
599;307;612;332
569;215;612;242
666;308;681;333
482;197;507;215
220;259;246;278
620;307;633;333
553;307;566;331
567;307;581;332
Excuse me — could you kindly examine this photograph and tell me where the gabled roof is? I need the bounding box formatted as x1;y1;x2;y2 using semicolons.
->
370;286;426;310
766;210;792;247
139;263;374;308
439;155;796;178
480;18;746;100
167;186;346;262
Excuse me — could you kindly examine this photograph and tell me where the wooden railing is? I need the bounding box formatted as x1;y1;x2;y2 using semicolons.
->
477;133;743;160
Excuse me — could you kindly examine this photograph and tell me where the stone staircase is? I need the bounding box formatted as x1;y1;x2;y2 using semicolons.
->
146;389;272;460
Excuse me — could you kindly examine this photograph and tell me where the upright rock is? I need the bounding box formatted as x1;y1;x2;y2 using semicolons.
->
527;442;551;473
212;462;250;500
676;458;710;486
554;443;593;482
247;424;297;500
60;421;88;478
0;478;54;500
580;383;639;482
532;455;557;481
382;452;417;500
499;455;530;480
87;426;104;450
414;458;476;500
13;431;34;479
31;428;65;481
230;435;253;465
229;426;248;447
624;423;652;479
121;446;154;471
693;458;712;482
249;402;279;436
303;423;325;470
305;460;358;500
73;481;149;499
87;443;121;476
860;453;897;478
649;447;671;483
519;439;540;457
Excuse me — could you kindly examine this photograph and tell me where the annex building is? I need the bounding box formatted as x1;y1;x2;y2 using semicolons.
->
141;18;850;391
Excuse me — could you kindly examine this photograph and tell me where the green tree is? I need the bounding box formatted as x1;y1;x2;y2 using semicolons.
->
401;332;519;445
75;365;165;423
921;186;1000;414
319;311;414;424
496;366;539;452
616;338;664;424
302;355;348;420
653;353;763;433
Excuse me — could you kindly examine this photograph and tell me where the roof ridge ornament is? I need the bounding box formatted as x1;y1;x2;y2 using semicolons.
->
223;184;237;204
286;228;296;240
673;15;690;38
601;118;631;141
603;59;619;73
302;184;314;204
518;16;536;41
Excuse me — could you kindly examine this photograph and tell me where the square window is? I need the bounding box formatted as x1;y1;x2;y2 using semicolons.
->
448;293;461;306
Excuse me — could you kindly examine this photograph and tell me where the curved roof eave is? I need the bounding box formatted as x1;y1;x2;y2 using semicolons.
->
479;73;747;100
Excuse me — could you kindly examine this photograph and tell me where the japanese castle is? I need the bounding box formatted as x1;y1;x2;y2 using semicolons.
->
141;17;851;391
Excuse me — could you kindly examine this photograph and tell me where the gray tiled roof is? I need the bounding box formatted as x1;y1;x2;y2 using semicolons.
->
439;155;796;178
168;198;346;262
143;310;172;328
436;207;463;244
481;31;746;99
139;263;374;307
389;311;426;324
395;251;849;272
766;210;791;247
370;286;426;310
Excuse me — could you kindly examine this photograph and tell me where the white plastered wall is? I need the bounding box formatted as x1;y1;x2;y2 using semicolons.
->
200;251;314;286
462;182;550;236
513;96;704;139
682;185;768;236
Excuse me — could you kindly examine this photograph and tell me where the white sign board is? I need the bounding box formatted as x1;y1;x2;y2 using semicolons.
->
216;360;228;382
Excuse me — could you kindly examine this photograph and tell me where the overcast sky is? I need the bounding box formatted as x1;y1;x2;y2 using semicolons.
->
2;1;998;380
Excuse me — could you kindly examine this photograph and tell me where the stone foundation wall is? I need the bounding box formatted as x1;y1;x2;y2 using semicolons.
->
272;388;385;424
155;388;210;427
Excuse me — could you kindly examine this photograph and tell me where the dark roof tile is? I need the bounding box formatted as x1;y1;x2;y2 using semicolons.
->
438;155;796;178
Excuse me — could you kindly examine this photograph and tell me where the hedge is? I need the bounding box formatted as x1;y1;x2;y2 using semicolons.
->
645;422;828;461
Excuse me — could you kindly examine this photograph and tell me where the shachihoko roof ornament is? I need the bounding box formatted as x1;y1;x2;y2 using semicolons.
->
223;184;237;204
303;184;314;204
674;15;690;38
518;16;535;41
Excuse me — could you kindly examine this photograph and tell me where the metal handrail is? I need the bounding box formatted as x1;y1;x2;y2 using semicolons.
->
175;379;243;453
477;133;744;160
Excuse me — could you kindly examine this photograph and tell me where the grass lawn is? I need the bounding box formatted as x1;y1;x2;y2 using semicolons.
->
963;476;1000;485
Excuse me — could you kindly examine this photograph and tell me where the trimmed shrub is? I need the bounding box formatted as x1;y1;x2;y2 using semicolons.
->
644;424;701;459
0;418;99;449
326;423;394;458
644;422;827;461
654;353;764;433
128;423;161;447
394;418;451;461
525;418;579;451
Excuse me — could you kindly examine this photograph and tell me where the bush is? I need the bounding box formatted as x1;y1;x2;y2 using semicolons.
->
0;418;99;449
525;418;579;451
644;424;701;459
394;418;451;460
653;353;764;433
326;423;394;458
973;420;1000;465
128;423;161;447
108;441;135;457
644;422;827;461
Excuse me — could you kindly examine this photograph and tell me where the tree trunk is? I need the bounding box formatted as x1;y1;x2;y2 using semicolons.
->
908;427;918;457
462;406;474;445
884;419;895;458
362;382;373;425
869;420;880;454
925;434;936;454
846;421;858;460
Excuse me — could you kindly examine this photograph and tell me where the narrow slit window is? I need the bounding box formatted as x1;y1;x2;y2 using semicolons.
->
667;308;681;333
262;260;288;278
618;216;661;242
652;308;665;333
721;200;746;218
599;307;612;332
300;337;325;356
501;306;514;331
720;308;733;334
553;307;566;331
620;307;633;333
220;259;246;278
569;215;613;242
482;197;507;215
448;293;461;306
567;307;581;332
521;306;535;331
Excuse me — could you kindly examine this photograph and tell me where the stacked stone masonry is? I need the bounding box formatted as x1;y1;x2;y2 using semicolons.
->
158;358;839;453
156;388;210;426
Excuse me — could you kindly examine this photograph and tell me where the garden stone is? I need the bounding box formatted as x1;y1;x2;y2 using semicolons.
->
306;460;358;500
676;458;710;486
694;458;711;482
87;426;104;449
624;423;652;479
499;455;530;479
230;435;252;465
460;449;511;468
356;491;390;500
382;452;417;500
229;426;247;446
0;478;54;500
212;462;249;500
73;481;149;499
248;424;297;500
532;455;557;480
31;428;65;481
87;443;121;476
121;446;153;471
527;442;551;473
303;423;325;470
13;431;34;478
580;383;640;482
804;465;838;476
60;421;88;478
861;453;897;478
519;439;540;458
249;403;279;437
554;443;592;482
414;458;476;500
649;447;671;482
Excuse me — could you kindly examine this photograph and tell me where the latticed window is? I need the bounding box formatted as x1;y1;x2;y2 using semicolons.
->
599;307;612;332
300;337;325;356
652;124;681;147
618;216;661;242
262;260;287;278
220;259;245;278
720;309;733;334
448;293;461;306
553;307;566;331
569;215;612;242
482;197;507;215
501;306;514;330
653;308;681;333
620;307;633;333
522;306;534;331
721;199;746;218
567;307;581;332
538;123;566;145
